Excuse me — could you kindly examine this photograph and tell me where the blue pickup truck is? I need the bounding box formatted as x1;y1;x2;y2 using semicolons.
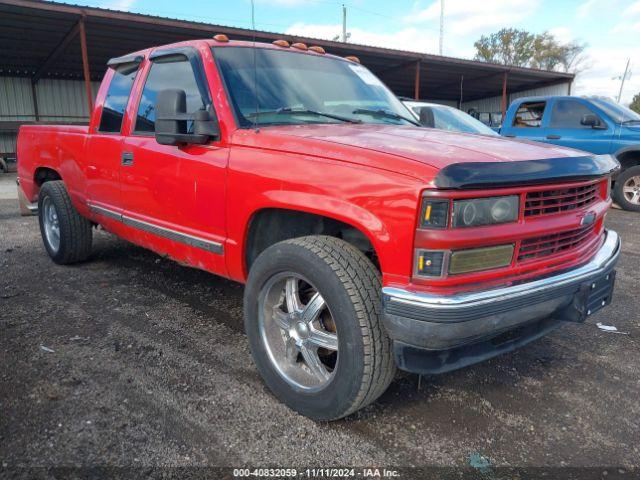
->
501;96;640;211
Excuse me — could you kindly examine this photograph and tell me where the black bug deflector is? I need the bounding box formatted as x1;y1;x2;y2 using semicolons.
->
434;155;620;189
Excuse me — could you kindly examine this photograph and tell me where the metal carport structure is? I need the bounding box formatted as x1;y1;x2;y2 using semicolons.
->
0;0;574;155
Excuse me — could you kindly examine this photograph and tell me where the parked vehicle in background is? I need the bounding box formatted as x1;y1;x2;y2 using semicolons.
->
0;156;17;173
17;38;620;420
467;109;503;130
501;96;640;211
402;100;498;135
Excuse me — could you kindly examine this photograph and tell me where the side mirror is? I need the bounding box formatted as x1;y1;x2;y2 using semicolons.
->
580;113;605;129
418;106;435;128
155;89;220;146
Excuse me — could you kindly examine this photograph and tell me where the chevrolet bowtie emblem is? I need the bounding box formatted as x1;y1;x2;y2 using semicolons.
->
581;212;597;226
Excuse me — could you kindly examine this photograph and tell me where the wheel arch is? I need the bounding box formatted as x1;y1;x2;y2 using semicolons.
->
34;166;63;187
615;147;640;171
243;204;388;277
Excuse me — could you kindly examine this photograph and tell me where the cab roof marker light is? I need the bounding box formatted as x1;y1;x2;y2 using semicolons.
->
309;46;326;54
272;39;290;48
213;34;229;42
345;55;360;63
291;43;308;51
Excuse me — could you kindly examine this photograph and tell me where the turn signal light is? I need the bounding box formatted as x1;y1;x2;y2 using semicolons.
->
419;199;449;229
213;34;229;42
415;250;446;277
291;42;308;50
272;39;290;47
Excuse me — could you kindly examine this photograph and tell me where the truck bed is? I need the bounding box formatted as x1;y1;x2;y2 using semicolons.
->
17;124;90;205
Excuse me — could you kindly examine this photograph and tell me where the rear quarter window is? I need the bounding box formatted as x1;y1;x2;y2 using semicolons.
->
513;101;546;128
98;64;139;133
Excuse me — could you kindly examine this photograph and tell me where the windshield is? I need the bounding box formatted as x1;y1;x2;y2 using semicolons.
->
590;98;640;123
408;103;497;135
213;46;414;127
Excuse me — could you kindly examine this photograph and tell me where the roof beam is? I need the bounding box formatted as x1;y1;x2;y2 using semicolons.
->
2;1;574;78
32;19;80;83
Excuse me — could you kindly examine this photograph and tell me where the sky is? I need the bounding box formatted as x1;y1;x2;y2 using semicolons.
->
62;0;639;105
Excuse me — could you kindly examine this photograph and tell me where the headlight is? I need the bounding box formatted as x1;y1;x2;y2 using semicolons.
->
452;195;519;228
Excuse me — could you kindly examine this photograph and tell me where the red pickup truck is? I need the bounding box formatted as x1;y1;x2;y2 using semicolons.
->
17;37;620;420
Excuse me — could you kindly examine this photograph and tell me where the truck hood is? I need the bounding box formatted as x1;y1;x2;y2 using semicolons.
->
233;124;584;179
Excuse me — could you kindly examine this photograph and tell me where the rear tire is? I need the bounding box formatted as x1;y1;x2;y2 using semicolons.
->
613;165;640;212
244;235;396;421
38;180;92;264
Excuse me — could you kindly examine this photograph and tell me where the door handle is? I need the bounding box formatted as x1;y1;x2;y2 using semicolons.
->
546;135;561;140
504;134;516;138
121;151;134;166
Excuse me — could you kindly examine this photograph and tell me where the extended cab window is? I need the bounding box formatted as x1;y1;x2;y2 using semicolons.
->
512;101;546;128
135;57;206;133
549;99;600;128
98;63;138;133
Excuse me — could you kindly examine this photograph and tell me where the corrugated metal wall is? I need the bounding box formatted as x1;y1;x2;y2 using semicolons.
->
461;83;571;114
0;76;99;154
0;133;17;154
0;76;100;122
35;79;100;121
0;77;34;121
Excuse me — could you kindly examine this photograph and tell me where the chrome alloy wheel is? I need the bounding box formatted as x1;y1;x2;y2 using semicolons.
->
623;175;640;205
258;273;339;392
42;197;61;253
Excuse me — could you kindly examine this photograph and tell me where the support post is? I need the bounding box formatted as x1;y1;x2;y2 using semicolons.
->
79;18;93;113
501;71;508;119
31;81;39;121
414;61;421;100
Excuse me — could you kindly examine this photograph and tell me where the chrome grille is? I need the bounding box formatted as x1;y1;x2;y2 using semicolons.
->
524;183;599;217
518;225;596;262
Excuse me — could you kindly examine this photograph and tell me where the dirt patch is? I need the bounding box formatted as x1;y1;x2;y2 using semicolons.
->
1;196;639;473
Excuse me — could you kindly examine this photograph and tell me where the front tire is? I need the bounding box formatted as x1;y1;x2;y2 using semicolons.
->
38;180;92;264
613;165;640;212
244;236;396;421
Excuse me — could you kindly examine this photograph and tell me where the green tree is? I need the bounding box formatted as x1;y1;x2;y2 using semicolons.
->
474;28;587;74
474;28;536;67
630;92;640;114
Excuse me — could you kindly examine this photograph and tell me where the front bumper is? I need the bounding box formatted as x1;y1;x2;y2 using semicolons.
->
382;229;620;374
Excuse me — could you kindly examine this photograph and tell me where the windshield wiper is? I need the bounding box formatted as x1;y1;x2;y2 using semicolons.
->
352;108;420;126
276;107;362;124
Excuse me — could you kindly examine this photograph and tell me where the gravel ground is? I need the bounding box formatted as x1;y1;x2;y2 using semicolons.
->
1;173;638;476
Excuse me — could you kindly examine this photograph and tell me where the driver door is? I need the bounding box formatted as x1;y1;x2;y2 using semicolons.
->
120;47;228;264
544;98;612;154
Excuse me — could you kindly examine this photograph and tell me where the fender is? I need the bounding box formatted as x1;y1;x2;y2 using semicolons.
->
225;187;418;284
614;145;640;160
259;189;390;245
